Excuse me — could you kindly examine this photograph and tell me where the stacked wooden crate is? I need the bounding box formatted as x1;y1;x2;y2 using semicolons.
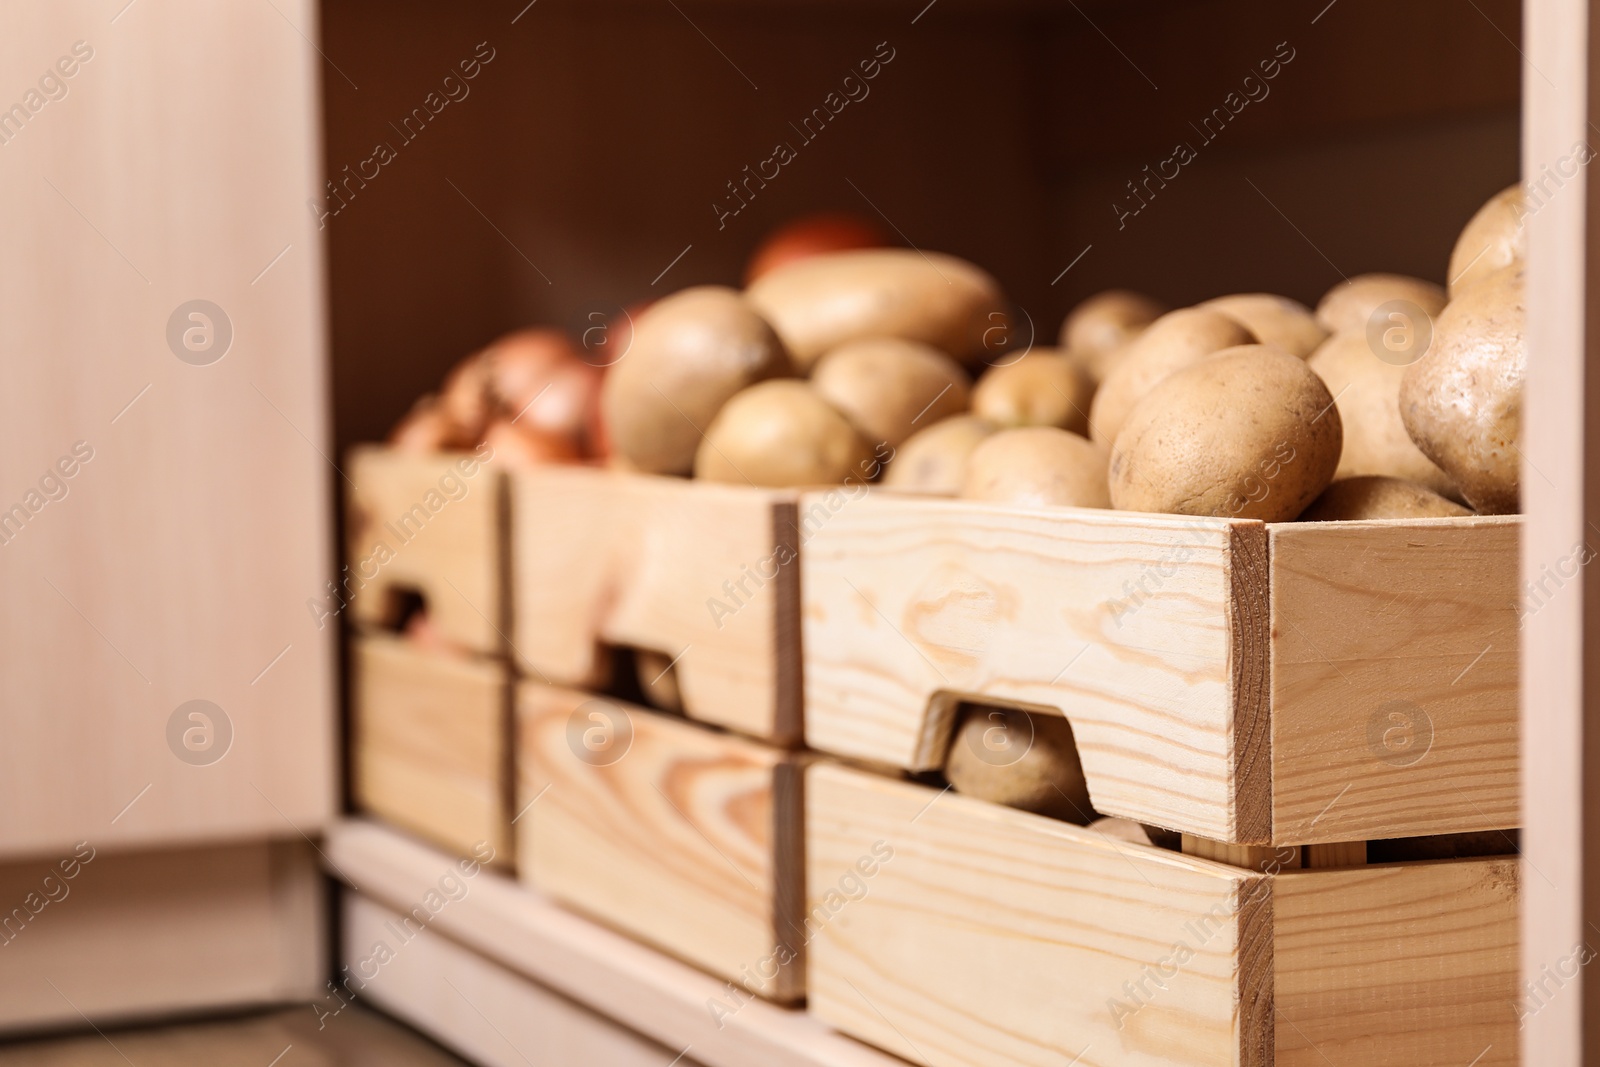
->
347;450;1523;1065
797;493;1521;1066
346;446;515;867
348;453;810;1003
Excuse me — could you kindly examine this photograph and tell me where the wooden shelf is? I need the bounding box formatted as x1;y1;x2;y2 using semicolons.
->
323;818;905;1067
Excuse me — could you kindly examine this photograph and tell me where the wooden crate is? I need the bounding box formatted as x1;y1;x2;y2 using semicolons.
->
801;494;1519;845
511;466;803;743
345;445;506;655
517;683;806;1002
350;633;513;865
807;763;1518;1067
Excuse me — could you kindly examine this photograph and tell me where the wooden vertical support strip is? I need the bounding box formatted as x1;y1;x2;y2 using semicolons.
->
1303;842;1366;868
771;499;804;746
1182;834;1301;872
1228;523;1273;845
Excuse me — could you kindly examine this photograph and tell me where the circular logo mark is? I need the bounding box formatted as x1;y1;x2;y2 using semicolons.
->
1366;699;1433;767
167;699;234;766
566;698;633;766
1365;299;1433;367
578;307;633;368
980;306;1035;368
962;707;1035;768
167;300;233;366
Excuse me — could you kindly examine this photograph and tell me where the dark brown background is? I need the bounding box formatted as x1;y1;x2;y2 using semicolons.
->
320;0;1521;452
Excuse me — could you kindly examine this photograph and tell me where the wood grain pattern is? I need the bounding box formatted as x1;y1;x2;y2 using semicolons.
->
1269;518;1520;844
344;892;698;1067
0;0;334;856
1273;860;1519;1066
800;492;1260;841
0;840;323;1032
511;466;800;742
802;492;1521;845
325;818;904;1067
518;683;802;1001
351;633;512;865
346;446;506;655
807;763;1267;1067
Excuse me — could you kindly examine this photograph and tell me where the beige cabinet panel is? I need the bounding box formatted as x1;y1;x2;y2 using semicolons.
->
0;0;334;853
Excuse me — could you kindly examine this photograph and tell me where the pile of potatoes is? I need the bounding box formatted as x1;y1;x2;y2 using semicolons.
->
392;187;1526;522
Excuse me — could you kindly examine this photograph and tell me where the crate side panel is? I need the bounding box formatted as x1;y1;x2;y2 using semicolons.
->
1268;518;1519;844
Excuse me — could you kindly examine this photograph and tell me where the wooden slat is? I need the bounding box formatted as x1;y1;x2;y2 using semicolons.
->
324;818;904;1067
800;492;1261;842
0;840;323;1032
1268;518;1520;844
1522;0;1591;1063
1273;860;1519;1066
346;446;506;655
351;634;512;864
806;764;1268;1067
517;684;802;1001
511;466;800;742
343;893;699;1067
0;0;333;855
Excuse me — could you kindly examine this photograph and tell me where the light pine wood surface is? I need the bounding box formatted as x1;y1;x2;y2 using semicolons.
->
0;840;322;1032
1521;0;1589;1063
511;466;801;742
801;492;1520;845
1269;518;1519;844
1273;860;1519;1066
351;633;512;865
807;763;1268;1067
345;893;698;1067
800;493;1257;841
518;683;803;1001
346;446;506;655
325;818;905;1067
0;0;335;855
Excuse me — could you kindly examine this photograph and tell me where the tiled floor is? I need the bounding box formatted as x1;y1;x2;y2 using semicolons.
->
0;1005;471;1066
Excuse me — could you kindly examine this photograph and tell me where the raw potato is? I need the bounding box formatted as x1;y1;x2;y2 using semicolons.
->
1201;293;1328;358
1448;184;1526;296
960;427;1110;509
811;338;971;448
694;380;872;487
1399;265;1526;514
944;706;1093;822
1059;289;1166;382
971;349;1095;436
1109;345;1342;521
601;287;791;475
634;649;683;714
1087;307;1255;445
745;248;1008;369
883;415;996;495
1300;476;1472;521
1315;273;1447;336
1305;333;1458;497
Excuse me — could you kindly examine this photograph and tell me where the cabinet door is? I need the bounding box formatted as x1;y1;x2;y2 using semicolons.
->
0;0;334;853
